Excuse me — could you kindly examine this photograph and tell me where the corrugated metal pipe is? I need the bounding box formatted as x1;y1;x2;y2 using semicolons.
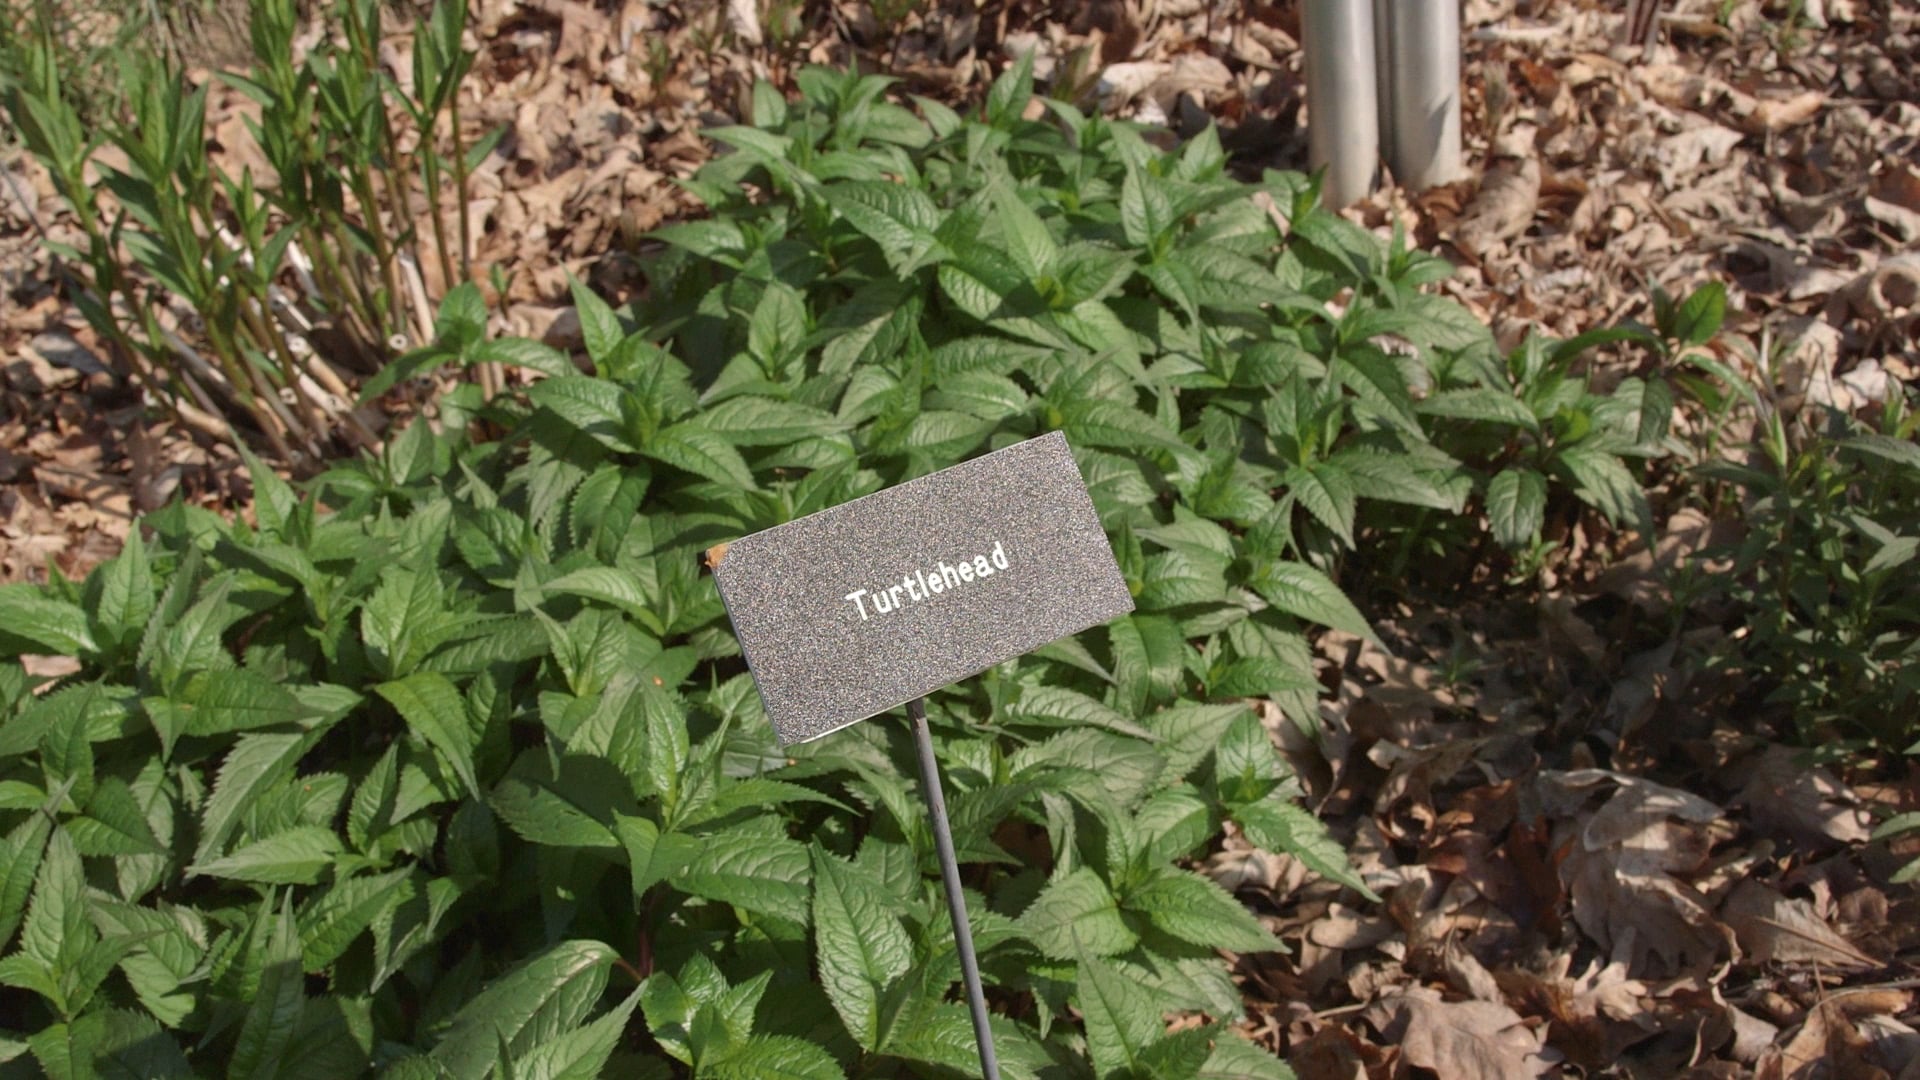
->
1303;0;1464;206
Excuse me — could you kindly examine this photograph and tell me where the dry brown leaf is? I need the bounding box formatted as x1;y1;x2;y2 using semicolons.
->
1452;155;1541;258
1543;770;1737;977
1735;745;1873;849
1731;1004;1784;1064
1362;987;1558;1080
1757;1001;1882;1080
1721;879;1881;971
1856;1014;1920;1076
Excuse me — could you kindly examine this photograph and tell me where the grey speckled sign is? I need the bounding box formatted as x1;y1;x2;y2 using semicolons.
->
706;432;1134;744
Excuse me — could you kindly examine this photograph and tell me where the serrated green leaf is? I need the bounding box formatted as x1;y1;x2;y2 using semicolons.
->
1418;388;1538;430
0;809;54;949
1337;450;1461;511
194;726;311;860
1199;1035;1298;1079
1672;280;1726;347
1110;615;1188;715
67;778;164;857
541;566;654;624
1286;461;1356;545
703;1035;846;1080
1009;686;1155;740
1248;561;1375;642
822;183;944;275
190;825;340;885
488;751;634;850
1017;866;1135;960
0;585;95;657
525;377;638;453
672;824;809;923
1076;950;1161;1080
1059;399;1186;453
614;815;697;898
229;896;304;1080
1123;869;1282;953
1233;798;1378;901
1556;445;1650;536
570;275;624;366
991;183;1058;282
298;869;413;973
1841;433;1920;474
272;993;375;1080
469;337;577;378
879;1000;989;1075
91;529;155;651
21;826;88;973
699;397;842;447
985;49;1034;129
185;669;307;736
1120;167;1173;251
1486;467;1547;549
645;422;758;488
429;940;616;1080
362;566;466;680
513;986;644;1080
1137;550;1231;612
377;672;481;800
812;847;911;1050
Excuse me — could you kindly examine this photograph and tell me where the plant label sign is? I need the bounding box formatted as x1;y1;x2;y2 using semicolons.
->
706;432;1134;744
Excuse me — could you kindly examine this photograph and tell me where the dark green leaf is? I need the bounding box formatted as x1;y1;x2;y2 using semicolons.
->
1247;561;1375;642
1017;867;1135;959
811;847;911;1049
1076;950;1160;1080
1123;869;1282;953
1234;798;1377;900
1485;468;1547;549
429;941;617;1080
377;672;481;800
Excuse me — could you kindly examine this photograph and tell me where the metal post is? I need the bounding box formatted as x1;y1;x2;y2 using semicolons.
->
1385;0;1465;191
1302;0;1381;208
907;696;1001;1080
1371;0;1396;173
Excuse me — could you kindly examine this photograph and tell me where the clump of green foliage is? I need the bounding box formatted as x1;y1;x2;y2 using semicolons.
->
1688;384;1920;879
0;0;488;464
0;57;1686;1078
1701;397;1920;748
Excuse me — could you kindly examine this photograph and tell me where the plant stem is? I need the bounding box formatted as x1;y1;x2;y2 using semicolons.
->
448;84;472;283
419;123;457;298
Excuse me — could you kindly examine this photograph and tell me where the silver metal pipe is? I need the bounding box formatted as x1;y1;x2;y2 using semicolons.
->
1372;0;1395;170
1384;0;1465;191
1303;0;1381;208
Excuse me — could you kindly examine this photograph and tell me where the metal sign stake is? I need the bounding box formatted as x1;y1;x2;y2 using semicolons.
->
703;433;1134;1080
907;696;1002;1080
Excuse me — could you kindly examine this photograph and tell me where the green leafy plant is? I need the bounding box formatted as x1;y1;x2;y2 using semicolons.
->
1696;392;1920;749
0;0;491;464
0;55;1679;1078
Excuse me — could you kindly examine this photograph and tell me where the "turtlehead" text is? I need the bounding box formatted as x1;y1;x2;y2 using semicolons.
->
844;541;1010;620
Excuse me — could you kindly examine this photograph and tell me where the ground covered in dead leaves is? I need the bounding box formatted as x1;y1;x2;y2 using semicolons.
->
3;0;1918;1076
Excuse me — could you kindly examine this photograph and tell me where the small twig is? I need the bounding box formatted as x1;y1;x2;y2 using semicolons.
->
395;250;436;345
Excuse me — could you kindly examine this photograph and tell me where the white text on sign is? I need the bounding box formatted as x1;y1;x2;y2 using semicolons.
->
844;541;1011;620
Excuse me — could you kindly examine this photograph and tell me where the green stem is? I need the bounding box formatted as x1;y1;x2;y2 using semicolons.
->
448;84;472;282
419;121;456;296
